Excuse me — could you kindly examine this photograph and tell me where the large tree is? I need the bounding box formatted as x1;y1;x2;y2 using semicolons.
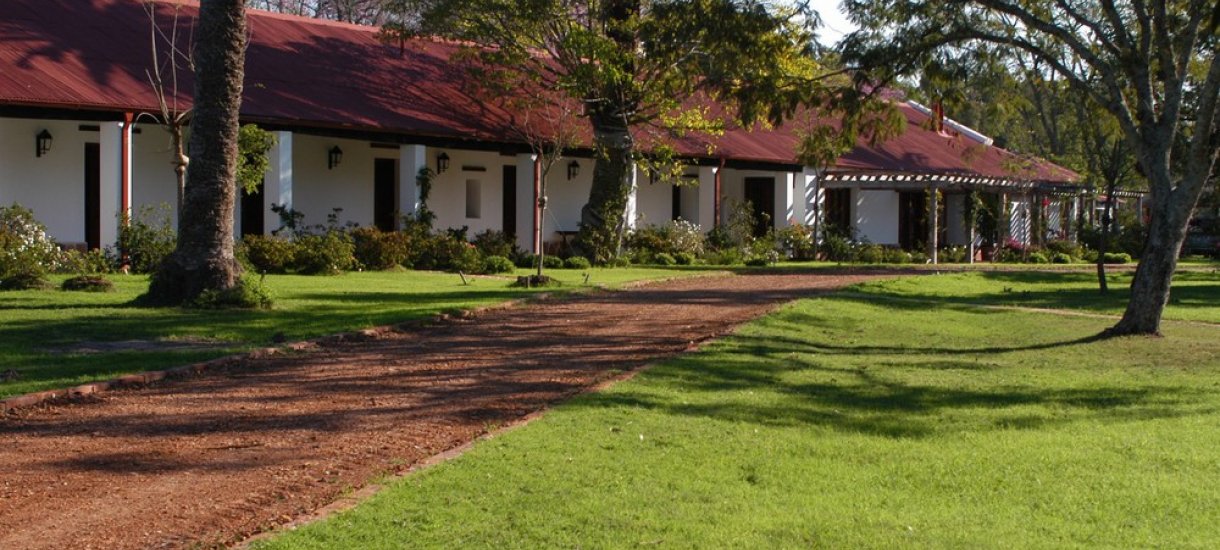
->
385;0;874;262
145;0;248;304
843;0;1220;335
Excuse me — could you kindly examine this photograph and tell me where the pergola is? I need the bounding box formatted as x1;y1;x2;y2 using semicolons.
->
821;169;1089;263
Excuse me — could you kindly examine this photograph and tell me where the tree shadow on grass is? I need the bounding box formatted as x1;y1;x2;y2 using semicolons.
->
576;359;1209;439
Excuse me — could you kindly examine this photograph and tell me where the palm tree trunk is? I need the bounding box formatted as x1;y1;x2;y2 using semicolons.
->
146;0;246;304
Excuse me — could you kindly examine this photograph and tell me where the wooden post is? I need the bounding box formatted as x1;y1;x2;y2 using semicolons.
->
928;186;938;264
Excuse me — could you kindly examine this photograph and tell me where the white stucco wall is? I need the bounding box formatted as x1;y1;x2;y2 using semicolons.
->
426;148;514;237
856;190;899;245
634;168;674;227
130;123;182;225
539;156;592;241
0;117;93;244
290;134;381;228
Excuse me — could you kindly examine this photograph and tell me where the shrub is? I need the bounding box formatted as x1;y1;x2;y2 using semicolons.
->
744;257;770;267
1045;239;1083;259
118;204;176;274
563;256;591;270
626;219;706;258
1051;252;1073;264
775;224;816;261
855;244;885;264
674;252;696;265
241;235;298;274
543;255;564;269
882;248;911;264
295;231;355;275
702;249;742;265
653;252;677;266
909;251;929;264
1103;252;1132;264
412;229;482;273
190;277;273;309
1027;252;1050;264
939;246;968;263
472;230;520;259
820;225;855;262
482;255;515;274
351;227;410;270
514;254;537;269
58;248;114;275
62;275;114;292
0;203;61;290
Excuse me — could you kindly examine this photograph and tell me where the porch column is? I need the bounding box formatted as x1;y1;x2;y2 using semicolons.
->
697;165;718;231
624;161;639;230
1069;195;1080;242
264;131;293;235
514;153;537;253
776;171;796;229
801;168;819;226
927;186;939;264
998;192;1010;245
398;144;426;222
98;120;130;248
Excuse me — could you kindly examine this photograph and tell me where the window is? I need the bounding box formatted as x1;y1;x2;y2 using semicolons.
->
465;179;481;219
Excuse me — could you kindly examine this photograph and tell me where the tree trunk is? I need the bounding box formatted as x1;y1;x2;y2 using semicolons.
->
575;115;635;264
1096;179;1117;294
145;0;246;304
1105;183;1196;336
171;124;188;227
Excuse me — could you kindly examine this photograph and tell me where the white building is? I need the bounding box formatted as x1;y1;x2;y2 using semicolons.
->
0;0;1083;261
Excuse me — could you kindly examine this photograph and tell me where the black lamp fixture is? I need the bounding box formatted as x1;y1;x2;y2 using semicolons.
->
436;151;450;174
327;145;343;169
567;160;580;180
35;129;53;158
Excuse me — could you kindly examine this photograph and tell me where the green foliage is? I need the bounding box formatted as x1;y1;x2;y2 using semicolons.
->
57;248;114;275
351;227;411;271
117;204;177;274
542;255;564;270
1103;252;1132;264
61;275;114;292
1027;251;1050;264
482;255;515;274
417;232;483;273
241;235;298;274
939;245;969;263
189;277;273;309
653;252;677;266
295;231;356;275
673;252;696;265
563;256;591;270
1051;252;1073;264
775;224;817;261
472;230;520;259
237;124;276;194
855;243;885;264
626;220;706;259
819;225;856;262
0;203;60;289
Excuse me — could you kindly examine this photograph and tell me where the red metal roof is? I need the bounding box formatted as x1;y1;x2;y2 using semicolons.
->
0;0;1078;183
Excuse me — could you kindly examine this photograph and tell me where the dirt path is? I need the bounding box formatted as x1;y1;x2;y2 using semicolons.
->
0;272;895;550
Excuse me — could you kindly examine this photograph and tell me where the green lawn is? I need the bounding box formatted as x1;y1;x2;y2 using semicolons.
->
257;274;1220;549
853;269;1220;323
0;267;706;398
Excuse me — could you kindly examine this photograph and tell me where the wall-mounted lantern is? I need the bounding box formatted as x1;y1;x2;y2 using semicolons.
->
327;145;343;169
567;160;580;180
436;151;450;174
35;129;53;158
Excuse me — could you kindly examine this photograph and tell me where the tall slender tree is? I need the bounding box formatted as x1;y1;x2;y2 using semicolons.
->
843;0;1220;336
146;0;248;304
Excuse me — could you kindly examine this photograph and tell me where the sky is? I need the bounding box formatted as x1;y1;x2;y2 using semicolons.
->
806;0;857;46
